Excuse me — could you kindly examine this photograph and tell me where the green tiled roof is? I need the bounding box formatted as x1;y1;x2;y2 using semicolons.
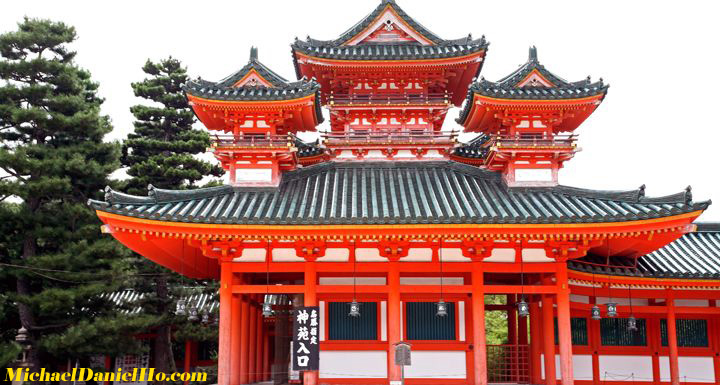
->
89;161;708;225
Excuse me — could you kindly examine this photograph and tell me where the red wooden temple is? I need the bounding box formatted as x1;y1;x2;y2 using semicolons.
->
91;1;720;384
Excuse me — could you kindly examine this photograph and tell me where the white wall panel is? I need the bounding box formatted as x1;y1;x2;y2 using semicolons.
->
541;354;592;380
403;248;432;261
319;351;387;378
272;248;303;262
404;351;466;379
232;248;267;262
660;356;715;383
599;355;653;381
317;248;349;262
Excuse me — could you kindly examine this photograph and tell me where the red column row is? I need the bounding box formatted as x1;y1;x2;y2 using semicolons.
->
218;271;273;385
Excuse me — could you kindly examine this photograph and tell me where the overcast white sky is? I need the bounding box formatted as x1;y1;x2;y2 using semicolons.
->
3;0;720;220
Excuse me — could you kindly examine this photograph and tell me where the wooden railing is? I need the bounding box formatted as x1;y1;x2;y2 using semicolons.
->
329;92;448;105
211;134;293;148
494;134;577;149
321;130;458;147
486;344;530;384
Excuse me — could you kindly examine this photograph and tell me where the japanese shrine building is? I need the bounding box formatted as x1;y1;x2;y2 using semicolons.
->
90;1;720;384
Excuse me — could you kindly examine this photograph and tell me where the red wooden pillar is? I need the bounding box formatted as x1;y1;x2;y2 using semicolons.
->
219;262;233;385
240;294;251;384
508;294;518;345
256;309;263;382
184;339;192;385
304;261;319;385
472;261;488;385
104;355;112;385
556;264;574;385
387;261;402;383
248;297;257;384
263;324;271;381
667;292;680;385
230;294;242;385
529;300;542;384
711;306;720;384
542;293;557;385
588;297;601;385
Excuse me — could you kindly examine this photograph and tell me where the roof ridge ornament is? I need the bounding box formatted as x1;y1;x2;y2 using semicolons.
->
250;46;258;62
529;45;538;62
685;185;693;204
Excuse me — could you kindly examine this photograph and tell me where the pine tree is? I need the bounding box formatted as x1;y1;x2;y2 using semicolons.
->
122;58;222;376
122;57;223;194
0;18;140;373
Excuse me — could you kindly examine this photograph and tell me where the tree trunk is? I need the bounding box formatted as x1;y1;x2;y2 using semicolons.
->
17;233;41;381
153;274;176;384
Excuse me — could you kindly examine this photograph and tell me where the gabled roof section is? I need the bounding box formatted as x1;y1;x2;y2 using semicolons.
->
292;0;488;61
326;0;443;46
218;47;288;88
184;47;322;102
569;224;720;279
468;46;609;100
89;161;709;225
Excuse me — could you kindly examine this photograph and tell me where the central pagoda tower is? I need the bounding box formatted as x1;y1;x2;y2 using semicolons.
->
292;0;487;161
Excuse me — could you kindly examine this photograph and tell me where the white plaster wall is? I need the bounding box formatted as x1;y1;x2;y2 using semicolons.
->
674;299;710;307
596;297;649;306
541;354;592;380
515;168;553;182
458;301;466;341
381;301;387;341
570;294;590;304
404;351;466;379
440;248;469;262
319;277;386;285
425;150;444;158
366;150;384;158
272;248;303;262
319;351;387;378
485;248;515;262
660;356;715;383
319;301;326;341
356;248;386;262
400;277;463;285
402;248;432;262
316;248;349;262
598;355;653;381
233;248;266;262
522;248;554;262
395;150;414;158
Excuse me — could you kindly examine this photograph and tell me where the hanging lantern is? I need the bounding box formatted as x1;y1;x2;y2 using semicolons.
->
15;327;30;345
627;315;638;331
175;299;187;316
188;305;199;322
517;298;529;318
349;300;361;317
606;302;618;317
201;312;210;325
262;302;274;317
436;300;448;317
591;305;602;320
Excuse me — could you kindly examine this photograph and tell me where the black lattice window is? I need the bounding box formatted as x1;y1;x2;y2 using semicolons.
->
328;302;378;340
553;317;589;346
406;302;456;340
660;319;708;347
600;318;647;346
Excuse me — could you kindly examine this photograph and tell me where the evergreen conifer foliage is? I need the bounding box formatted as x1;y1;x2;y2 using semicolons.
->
0;18;136;370
122;58;222;194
